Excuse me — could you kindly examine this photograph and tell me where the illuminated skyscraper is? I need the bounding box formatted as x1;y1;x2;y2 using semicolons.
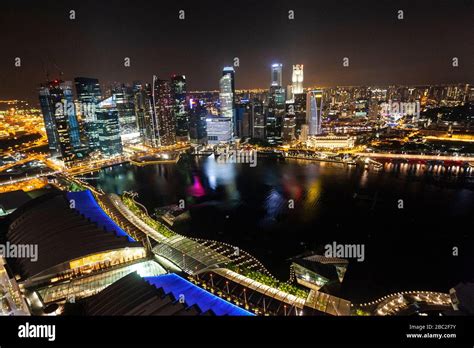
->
96;96;123;156
113;84;140;144
300;124;309;142
221;67;236;137
271;63;283;87
287;84;293;101
252;101;266;139
189;98;208;145
270;63;286;107
293;93;307;138
74;77;102;150
134;82;155;146
219;73;234;119
171;75;189;142
307;89;323;135
267;63;285;144
282;101;296;142
152;76;176;146
39;80;81;164
222;66;235;96
267;94;284;145
292;64;304;95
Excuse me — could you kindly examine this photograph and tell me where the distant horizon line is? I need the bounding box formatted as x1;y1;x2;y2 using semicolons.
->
1;82;471;105
34;80;474;91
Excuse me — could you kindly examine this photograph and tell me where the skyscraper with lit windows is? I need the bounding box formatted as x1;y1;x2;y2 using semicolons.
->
267;63;285;144
113;84;140;144
271;63;283;87
96;96;123;156
171;75;189;142
74;77;102;151
220;73;234;119
152;76;176;147
222;66;235;97
221;67;235;137
292;64;304;95
39;80;81;164
134;82;155;147
189;98;208;145
282;101;296;142
307;89;323;135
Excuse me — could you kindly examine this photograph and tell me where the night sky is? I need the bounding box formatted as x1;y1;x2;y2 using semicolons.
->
1;0;473;104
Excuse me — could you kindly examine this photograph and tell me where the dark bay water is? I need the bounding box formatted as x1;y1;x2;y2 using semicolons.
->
86;156;474;302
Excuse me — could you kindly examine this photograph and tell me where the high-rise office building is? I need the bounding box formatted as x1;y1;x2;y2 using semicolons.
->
74;77;102;151
113;84;140;144
220;72;234;119
221;67;236;137
282;101;296;142
189;98;208;145
152;76;176;147
293;93;307;138
134;82;156;147
74;78;101;108
271;63;283;87
39;80;81;164
240;102;252;138
269;86;286;108
222;66;235;96
39;82;61;159
307;89;323;135
267;65;285;144
270;63;286;109
266;101;283;145
292;64;304;95
171;75;189;142
96;96;123;156
206;116;232;144
234;102;246;138
287;84;294;101
300;124;309;142
252;101;266;139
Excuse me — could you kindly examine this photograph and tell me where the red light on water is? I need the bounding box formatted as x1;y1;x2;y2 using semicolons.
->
187;175;205;197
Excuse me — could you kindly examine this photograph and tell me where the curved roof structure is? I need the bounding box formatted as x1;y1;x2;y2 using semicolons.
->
77;272;201;315
74;272;252;316
6;191;140;280
145;274;253;316
67;190;135;242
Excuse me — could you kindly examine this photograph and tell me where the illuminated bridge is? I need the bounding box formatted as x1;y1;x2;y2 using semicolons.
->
356;152;474;165
355;290;452;316
152;234;275;277
152;235;231;274
100;192;275;277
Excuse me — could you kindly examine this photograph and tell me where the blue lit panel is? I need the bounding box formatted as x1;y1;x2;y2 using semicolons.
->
67;190;135;242
145;274;253;316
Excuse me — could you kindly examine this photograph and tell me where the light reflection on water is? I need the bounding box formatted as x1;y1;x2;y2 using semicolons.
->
263;189;286;223
202;155;240;201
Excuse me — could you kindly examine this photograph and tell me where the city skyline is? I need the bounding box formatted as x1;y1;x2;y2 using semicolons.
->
1;0;474;339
